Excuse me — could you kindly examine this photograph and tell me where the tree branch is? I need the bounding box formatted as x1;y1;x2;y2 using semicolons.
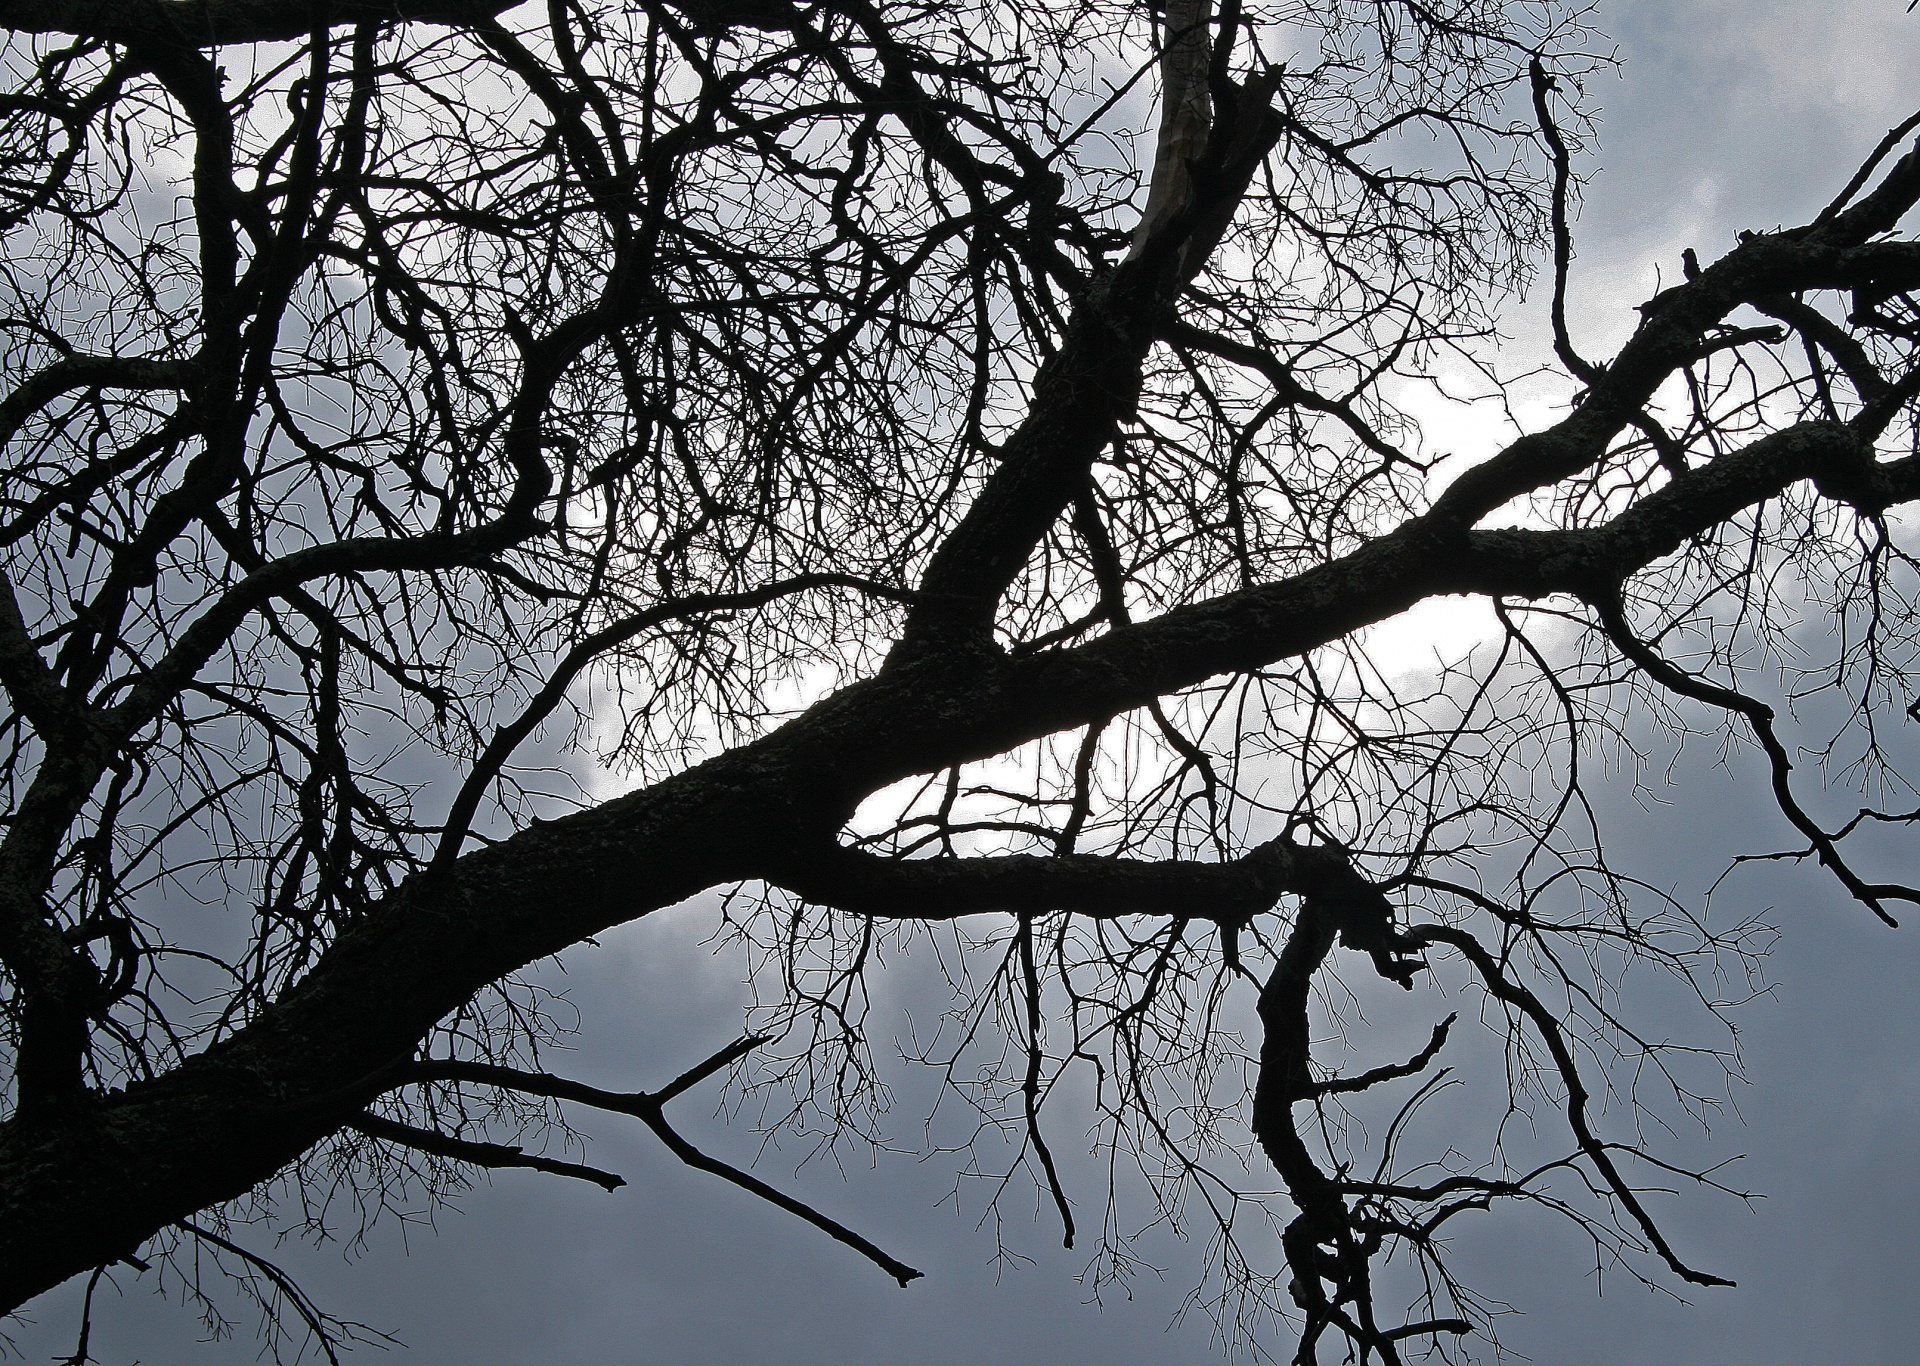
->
346;1112;628;1192
392;1040;923;1287
0;0;516;45
1407;923;1735;1289
767;835;1321;924
0;355;196;451
1309;1013;1455;1098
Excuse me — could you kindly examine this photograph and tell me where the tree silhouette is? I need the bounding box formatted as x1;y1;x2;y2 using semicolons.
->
3;1;1920;1361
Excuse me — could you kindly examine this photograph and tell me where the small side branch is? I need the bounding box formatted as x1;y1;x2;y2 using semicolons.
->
173;1220;397;1366
1530;57;1601;386
347;1113;628;1192
1408;923;1735;1289
1594;590;1911;926
633;1090;925;1288
392;1036;923;1287
1017;913;1075;1249
1309;1013;1456;1097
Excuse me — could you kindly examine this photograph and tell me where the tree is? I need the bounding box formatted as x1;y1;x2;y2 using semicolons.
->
3;0;1920;1359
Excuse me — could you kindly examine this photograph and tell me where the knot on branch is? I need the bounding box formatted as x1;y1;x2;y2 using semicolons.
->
1806;423;1893;511
1293;848;1422;989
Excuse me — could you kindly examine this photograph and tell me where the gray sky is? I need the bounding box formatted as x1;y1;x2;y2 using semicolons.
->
11;3;1920;1363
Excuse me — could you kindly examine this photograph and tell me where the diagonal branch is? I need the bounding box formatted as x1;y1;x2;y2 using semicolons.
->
429;574;913;874
1000;421;1898;743
346;1113;628;1192
1159;318;1408;461
1128;0;1213;260
1309;1013;1455;1098
1407;923;1734;1288
889;12;1280;661
390;1039;922;1287
1592;590;1912;926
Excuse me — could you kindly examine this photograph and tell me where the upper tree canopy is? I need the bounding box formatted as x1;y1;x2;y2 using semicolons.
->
3;1;1920;1360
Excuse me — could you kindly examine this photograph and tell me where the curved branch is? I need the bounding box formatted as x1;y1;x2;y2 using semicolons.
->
1310;1013;1455;1097
1530;57;1601;386
0;356;196;450
1407;923;1735;1289
1592;591;1911;926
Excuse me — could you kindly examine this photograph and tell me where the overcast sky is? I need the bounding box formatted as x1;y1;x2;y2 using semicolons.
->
11;3;1920;1364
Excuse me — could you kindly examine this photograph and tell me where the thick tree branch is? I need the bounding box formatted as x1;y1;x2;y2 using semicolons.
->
1128;0;1212;261
890;15;1281;660
767;835;1318;924
429;574;913;873
0;356;196;451
0;0;516;45
1002;421;1893;740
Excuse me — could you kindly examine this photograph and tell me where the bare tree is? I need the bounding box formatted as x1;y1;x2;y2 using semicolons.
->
3;0;1920;1360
